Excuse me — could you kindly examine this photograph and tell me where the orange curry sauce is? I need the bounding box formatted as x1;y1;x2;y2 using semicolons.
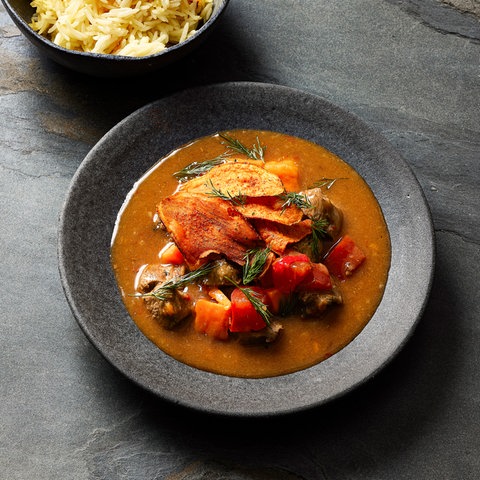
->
111;130;391;378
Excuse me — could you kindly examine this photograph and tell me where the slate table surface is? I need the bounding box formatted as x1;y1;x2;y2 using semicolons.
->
1;1;479;479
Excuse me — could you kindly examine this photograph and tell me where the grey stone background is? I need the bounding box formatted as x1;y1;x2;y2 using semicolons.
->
1;1;479;479
444;0;480;16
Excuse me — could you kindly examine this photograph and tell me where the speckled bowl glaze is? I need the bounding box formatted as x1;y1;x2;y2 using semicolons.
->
1;0;229;77
58;82;434;416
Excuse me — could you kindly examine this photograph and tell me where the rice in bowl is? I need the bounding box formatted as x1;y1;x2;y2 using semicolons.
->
29;0;214;57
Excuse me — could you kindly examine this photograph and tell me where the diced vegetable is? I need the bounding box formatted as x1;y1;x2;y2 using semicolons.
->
159;242;185;265
271;254;313;293
194;295;231;340
230;287;270;332
264;288;283;314
277;253;311;263
324;235;366;279
208;287;231;306
298;263;332;291
264;158;300;192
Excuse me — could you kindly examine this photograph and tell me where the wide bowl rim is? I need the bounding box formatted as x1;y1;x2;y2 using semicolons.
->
58;81;435;417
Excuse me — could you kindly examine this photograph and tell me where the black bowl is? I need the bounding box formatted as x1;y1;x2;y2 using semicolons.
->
58;82;435;416
1;0;229;77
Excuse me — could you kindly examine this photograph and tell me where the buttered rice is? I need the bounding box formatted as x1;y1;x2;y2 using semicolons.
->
29;0;214;57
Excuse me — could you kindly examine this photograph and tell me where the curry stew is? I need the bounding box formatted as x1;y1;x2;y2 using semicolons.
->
111;130;391;378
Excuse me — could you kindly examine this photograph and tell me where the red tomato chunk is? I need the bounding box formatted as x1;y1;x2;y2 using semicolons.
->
271;254;313;293
230;287;270;332
325;235;366;279
298;262;332;291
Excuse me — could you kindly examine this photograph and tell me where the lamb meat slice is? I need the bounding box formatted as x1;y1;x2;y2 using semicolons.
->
253;218;313;255
157;192;261;270
179;162;285;197
236;196;304;225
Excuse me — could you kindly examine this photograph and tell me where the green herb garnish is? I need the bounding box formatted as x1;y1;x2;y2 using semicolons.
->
311;218;330;261
238;287;273;326
241;287;272;326
173;155;227;181
279;191;312;213
219;133;266;162
242;247;271;285
313;177;346;190
205;179;246;206
227;278;272;326
134;263;215;302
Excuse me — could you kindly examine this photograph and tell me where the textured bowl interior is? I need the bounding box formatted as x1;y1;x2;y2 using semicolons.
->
58;82;434;416
1;0;229;77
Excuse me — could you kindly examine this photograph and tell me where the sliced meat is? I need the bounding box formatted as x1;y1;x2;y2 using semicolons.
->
236;196;304;225
253;218;313;254
157;192;261;269
179;162;285;197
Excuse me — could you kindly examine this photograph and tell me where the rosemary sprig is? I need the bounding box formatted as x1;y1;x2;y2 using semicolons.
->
241;287;273;326
227;278;272;326
219;133;266;162
205;179;246;206
313;177;347;190
279;191;312;213
312;217;329;238
242;247;271;285
311;218;330;261
134;263;215;302
173;155;227;181
237;287;273;326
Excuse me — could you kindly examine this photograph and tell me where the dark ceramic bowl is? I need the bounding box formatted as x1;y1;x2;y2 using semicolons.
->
58;82;434;416
1;0;229;77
